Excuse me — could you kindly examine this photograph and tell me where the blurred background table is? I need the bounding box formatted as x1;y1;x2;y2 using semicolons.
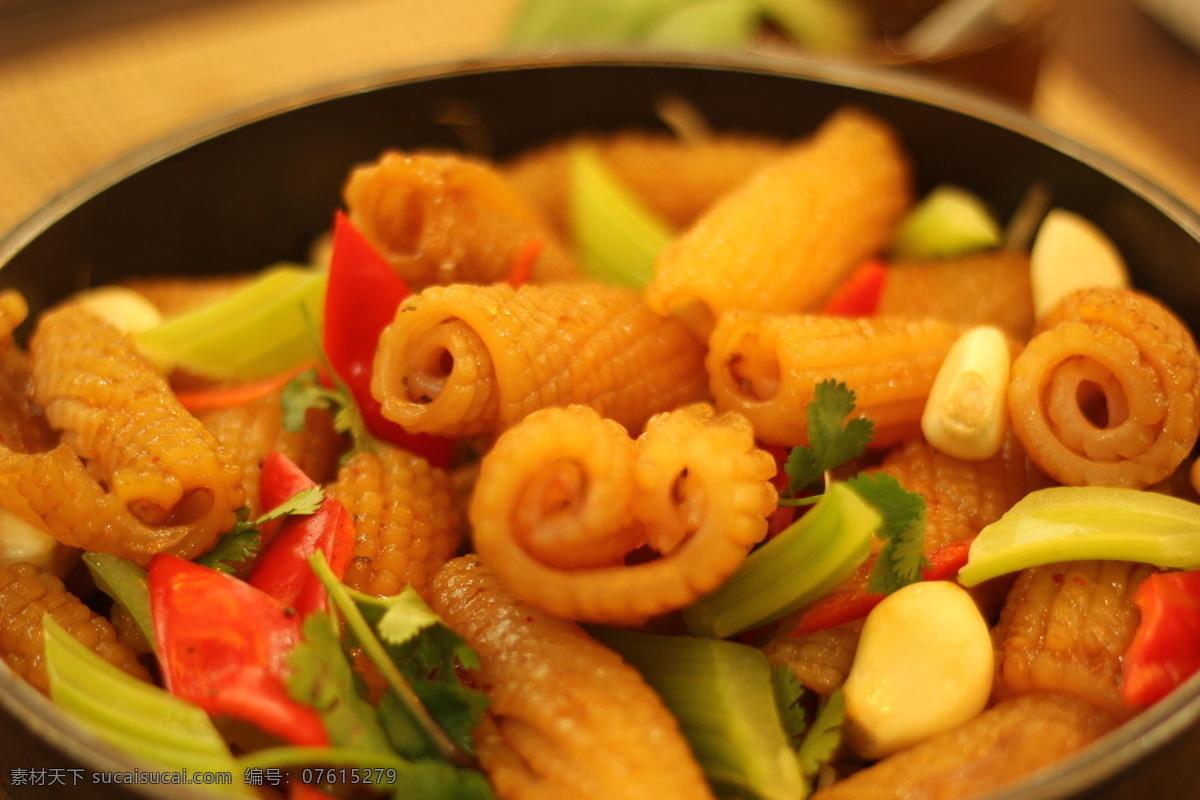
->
1;0;1199;237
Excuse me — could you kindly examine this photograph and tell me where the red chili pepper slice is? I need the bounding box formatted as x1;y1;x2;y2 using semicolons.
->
821;257;888;316
1122;569;1200;708
148;554;329;747
789;539;972;637
323;210;455;467
248;452;355;616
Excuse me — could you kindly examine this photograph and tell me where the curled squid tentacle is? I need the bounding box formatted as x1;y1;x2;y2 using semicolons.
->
470;403;776;625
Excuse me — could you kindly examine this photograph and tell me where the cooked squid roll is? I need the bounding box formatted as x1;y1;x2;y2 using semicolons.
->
195;386;343;517
876;250;1035;341
810;692;1117;800
428;555;716;800
645;107;912;337
470;404;776;625
1007;287;1200;488
0;562;150;694
344;150;579;289
991;560;1152;720
373;282;707;439
25;304;244;560
326;447;462;599
502;129;788;239
708;312;962;448
0;291;55;454
0;446;215;565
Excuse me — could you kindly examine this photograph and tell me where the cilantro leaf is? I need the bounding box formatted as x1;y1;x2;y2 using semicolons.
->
308;553;485;767
784;380;874;495
846;472;928;595
196;487;325;574
363;586;489;754
287;611;394;754
797;688;844;780
281;368;375;458
770;663;808;744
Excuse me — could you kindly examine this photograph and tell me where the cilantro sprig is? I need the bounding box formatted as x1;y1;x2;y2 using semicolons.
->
779;380;927;594
770;664;844;786
783;379;874;497
281;367;377;460
195;485;324;574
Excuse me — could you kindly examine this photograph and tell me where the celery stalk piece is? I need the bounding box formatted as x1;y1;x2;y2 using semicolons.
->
889;184;1001;260
958;486;1200;587
83;552;154;652
568;144;674;291
684;482;880;639
134;264;327;381
43;618;252;797
645;0;762;49
591;627;807;800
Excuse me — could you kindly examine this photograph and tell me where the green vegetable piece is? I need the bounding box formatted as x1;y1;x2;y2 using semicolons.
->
784;379;874;496
82;552;154;651
308;553;484;767
684;482;880;639
797;688;844;780
44;618;252;797
287;611;395;754
592;627;807;800
958;486;1200;587
846;472;927;595
889;184;1001;260
568;143;674;290
645;0;762;49
135;264;327;381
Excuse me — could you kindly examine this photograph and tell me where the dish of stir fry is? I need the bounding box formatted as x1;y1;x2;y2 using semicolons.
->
2;104;1200;800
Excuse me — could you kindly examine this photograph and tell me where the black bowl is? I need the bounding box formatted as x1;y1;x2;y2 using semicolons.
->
2;52;1200;800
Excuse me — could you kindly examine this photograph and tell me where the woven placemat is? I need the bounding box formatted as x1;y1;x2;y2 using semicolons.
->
2;0;1199;237
0;0;519;233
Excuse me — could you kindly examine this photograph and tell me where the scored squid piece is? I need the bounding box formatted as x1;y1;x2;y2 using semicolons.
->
326;447;462;599
992;559;1154;720
810;692;1117;800
876;249;1036;341
469;403;777;625
343;150;579;288
707;312;963;448
372;282;707;439
0;562;150;694
644;107;912;338
428;554;716;800
11;304;245;564
1007;287;1200;488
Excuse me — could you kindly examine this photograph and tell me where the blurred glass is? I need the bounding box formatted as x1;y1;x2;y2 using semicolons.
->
505;0;1064;106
